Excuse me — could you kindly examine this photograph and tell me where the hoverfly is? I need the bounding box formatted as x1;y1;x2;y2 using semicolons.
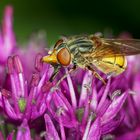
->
42;34;140;85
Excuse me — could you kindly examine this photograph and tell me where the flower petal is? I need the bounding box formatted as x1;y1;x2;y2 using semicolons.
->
82;113;95;140
101;113;124;135
79;71;92;108
2;96;20;119
44;114;60;140
90;83;98;112
66;69;77;109
97;79;111;112
0;92;3;107
101;91;127;124
6;131;14;140
47;90;77;128
16;119;32;140
87;117;101;140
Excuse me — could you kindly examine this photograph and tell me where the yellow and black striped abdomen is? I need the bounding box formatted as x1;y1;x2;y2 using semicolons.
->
93;55;127;76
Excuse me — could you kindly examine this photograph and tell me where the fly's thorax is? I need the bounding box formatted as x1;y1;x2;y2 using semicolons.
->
66;36;95;67
67;36;95;55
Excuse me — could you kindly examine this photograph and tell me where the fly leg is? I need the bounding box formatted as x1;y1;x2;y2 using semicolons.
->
86;65;106;85
49;65;61;82
55;65;77;87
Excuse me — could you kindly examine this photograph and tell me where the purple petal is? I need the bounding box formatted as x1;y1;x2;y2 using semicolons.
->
36;66;54;107
13;56;25;98
6;131;14;140
39;102;47;115
116;127;140;140
97;99;111;117
44;114;60;140
101;91;128;124
122;95;139;128
16;119;32;140
90;83;98;112
37;65;53;95
132;73;140;114
82;113;94;140
97;79;111;112
28;99;46;120
101;113;124;135
86;118;101;140
7;56;23;114
2;96;20;120
59;117;66;140
47;90;77;128
0;92;3;107
79;71;92;108
66;69;77;109
81;96;90;129
24;87;35;120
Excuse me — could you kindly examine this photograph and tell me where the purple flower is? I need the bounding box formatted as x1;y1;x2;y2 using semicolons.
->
0;55;52;122
44;68;128;140
16;119;32;140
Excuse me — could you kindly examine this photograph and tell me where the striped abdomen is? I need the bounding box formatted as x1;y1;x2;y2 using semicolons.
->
93;55;127;76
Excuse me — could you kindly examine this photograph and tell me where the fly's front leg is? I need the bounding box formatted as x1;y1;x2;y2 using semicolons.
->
86;65;106;85
49;65;61;82
55;65;77;87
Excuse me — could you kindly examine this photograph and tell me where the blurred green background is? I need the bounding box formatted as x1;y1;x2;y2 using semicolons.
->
0;0;140;46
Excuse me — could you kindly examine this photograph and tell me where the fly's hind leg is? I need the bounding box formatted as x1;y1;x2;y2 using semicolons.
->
86;65;106;85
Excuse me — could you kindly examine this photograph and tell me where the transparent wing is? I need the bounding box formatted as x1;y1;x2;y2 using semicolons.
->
93;39;140;58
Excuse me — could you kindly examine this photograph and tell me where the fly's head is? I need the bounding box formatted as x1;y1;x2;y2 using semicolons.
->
42;39;71;66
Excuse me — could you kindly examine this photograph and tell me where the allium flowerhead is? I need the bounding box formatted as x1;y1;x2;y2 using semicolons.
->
0;55;54;122
43;67;128;139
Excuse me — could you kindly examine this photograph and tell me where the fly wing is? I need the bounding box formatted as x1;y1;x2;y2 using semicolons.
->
92;39;140;58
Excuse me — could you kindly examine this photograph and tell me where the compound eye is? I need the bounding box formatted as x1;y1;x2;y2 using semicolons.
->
57;48;71;66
